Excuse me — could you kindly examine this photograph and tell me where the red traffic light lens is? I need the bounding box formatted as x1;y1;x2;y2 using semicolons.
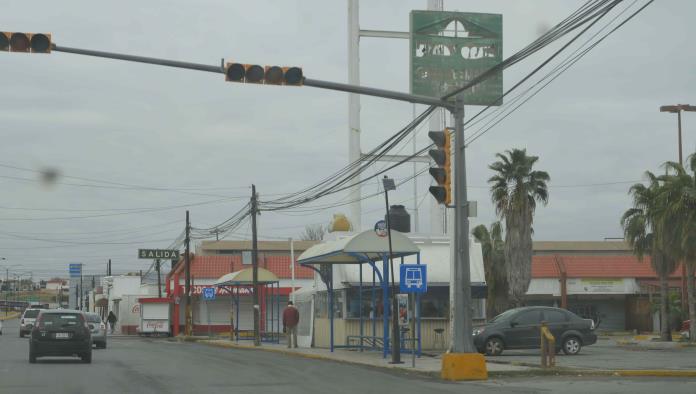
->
246;65;264;83
10;33;30;52
226;63;245;81
284;67;303;85
30;34;51;53
265;66;283;85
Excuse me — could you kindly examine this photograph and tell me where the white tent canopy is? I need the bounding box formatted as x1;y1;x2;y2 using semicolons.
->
297;229;420;265
213;267;279;286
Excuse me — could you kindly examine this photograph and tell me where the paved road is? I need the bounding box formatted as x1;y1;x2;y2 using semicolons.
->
1;319;695;394
489;338;696;370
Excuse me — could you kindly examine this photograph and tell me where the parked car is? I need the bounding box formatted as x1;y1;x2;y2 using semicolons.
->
85;312;107;349
29;309;92;363
473;306;597;356
20;308;42;337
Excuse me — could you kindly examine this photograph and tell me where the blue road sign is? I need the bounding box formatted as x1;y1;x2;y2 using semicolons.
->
399;264;427;293
69;263;82;278
202;287;216;301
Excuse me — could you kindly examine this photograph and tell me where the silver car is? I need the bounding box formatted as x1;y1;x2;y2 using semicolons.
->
20;308;41;337
85;313;107;349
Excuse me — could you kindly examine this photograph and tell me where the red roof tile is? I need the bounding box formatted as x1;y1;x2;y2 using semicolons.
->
532;255;684;279
169;254;313;280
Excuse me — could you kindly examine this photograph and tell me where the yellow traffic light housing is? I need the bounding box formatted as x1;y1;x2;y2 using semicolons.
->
0;32;51;53
428;128;452;205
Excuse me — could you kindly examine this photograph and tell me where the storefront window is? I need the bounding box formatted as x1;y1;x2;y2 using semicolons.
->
314;290;344;319
346;287;384;319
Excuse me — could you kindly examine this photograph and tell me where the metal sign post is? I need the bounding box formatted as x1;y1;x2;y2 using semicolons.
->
203;287;216;338
400;264;427;368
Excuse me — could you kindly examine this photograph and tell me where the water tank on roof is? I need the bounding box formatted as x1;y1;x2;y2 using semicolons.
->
386;205;410;233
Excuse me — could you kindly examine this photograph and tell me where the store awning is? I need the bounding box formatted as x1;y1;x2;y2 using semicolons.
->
213;267;279;286
297;229;420;265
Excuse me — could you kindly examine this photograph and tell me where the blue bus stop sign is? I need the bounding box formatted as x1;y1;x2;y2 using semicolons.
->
399;264;427;293
203;287;216;301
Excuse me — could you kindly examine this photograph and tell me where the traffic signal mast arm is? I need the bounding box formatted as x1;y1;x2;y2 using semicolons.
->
38;43;452;108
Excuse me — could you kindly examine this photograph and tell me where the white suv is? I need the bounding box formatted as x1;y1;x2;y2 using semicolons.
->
19;308;41;338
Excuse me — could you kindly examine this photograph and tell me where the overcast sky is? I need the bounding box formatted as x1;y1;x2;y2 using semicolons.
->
1;0;694;279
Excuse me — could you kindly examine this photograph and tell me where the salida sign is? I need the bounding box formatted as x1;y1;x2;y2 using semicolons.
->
138;249;180;259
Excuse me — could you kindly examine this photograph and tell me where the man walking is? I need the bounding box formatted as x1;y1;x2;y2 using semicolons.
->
107;311;118;334
282;301;300;348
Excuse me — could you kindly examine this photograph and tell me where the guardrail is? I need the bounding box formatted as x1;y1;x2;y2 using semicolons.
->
540;321;556;368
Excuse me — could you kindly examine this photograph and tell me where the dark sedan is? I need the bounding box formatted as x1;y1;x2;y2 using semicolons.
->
473;306;597;356
29;309;92;363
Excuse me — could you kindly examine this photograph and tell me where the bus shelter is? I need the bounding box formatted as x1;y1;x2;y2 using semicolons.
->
297;230;422;357
214;267;281;344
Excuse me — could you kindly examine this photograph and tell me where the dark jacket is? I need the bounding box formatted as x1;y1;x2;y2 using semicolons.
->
282;306;299;328
107;312;117;324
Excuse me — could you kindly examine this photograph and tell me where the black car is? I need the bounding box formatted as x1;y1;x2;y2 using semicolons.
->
473;306;597;356
29;309;92;363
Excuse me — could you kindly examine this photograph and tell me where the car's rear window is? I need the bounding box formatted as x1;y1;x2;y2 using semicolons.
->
86;315;102;323
24;309;40;318
41;313;83;327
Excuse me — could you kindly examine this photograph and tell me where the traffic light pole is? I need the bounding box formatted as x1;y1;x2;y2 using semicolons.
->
450;95;475;353
184;210;192;336
43;40;476;358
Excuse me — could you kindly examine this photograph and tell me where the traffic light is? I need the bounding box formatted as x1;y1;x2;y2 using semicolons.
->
225;62;303;86
428;128;452;205
0;32;51;53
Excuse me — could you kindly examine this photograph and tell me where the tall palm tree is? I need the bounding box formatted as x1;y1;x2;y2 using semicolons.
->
488;149;550;307
621;171;677;341
472;222;508;318
658;155;696;341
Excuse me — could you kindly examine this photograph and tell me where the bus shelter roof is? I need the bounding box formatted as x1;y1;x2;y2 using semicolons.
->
214;267;279;286
297;229;420;265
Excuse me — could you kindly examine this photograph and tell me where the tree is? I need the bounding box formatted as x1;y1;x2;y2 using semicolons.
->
621;171;677;341
488;149;549;307
658;154;696;341
300;224;326;241
472;222;509;318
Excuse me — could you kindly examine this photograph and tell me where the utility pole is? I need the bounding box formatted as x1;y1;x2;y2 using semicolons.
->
107;259;111;276
660;104;696;318
251;185;260;346
450;94;475;353
156;259;162;298
184;210;192;336
80;271;83;311
382;176;401;364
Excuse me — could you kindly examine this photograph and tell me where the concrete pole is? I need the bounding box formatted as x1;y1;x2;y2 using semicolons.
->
450;94;475;353
348;0;362;232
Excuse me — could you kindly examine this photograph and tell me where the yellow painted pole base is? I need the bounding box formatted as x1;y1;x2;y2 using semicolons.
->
441;352;488;381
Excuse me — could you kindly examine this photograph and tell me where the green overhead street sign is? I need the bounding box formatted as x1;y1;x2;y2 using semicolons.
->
410;10;503;105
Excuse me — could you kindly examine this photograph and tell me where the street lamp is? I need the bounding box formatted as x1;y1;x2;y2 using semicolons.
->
382;175;402;364
660;104;696;317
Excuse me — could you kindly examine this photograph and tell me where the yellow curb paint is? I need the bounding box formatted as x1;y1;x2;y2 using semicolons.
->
441;353;488;381
613;370;696;377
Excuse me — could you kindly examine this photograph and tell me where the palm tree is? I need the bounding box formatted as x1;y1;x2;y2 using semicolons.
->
472;222;508;318
488;149;550;307
621;171;677;341
658;155;696;341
